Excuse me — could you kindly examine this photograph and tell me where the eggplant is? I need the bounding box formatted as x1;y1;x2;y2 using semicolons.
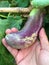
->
5;9;43;49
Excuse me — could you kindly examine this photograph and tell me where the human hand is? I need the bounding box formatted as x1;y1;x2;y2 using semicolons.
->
2;28;37;65
2;28;49;65
35;28;49;65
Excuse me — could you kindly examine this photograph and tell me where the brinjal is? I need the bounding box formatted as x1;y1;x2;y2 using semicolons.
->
5;9;43;49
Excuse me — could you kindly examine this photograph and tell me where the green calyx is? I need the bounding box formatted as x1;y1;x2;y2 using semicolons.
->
31;0;49;8
29;8;40;16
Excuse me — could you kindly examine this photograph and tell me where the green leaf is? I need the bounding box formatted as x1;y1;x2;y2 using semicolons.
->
0;1;10;7
44;23;49;39
15;0;30;7
0;19;9;40
7;16;23;29
44;15;49;23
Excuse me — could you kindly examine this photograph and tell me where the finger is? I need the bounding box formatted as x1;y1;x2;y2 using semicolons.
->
39;28;49;50
2;38;18;58
5;29;12;34
11;27;18;32
5;28;18;34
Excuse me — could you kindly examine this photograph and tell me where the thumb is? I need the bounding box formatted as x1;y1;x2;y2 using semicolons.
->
39;28;49;51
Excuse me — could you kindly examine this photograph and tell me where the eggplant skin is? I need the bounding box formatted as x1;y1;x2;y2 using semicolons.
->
5;33;37;49
5;9;43;49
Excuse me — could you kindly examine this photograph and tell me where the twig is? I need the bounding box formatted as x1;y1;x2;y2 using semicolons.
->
0;7;32;13
21;14;29;17
0;14;7;18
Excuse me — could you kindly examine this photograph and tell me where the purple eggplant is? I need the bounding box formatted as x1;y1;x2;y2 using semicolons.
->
5;9;43;49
